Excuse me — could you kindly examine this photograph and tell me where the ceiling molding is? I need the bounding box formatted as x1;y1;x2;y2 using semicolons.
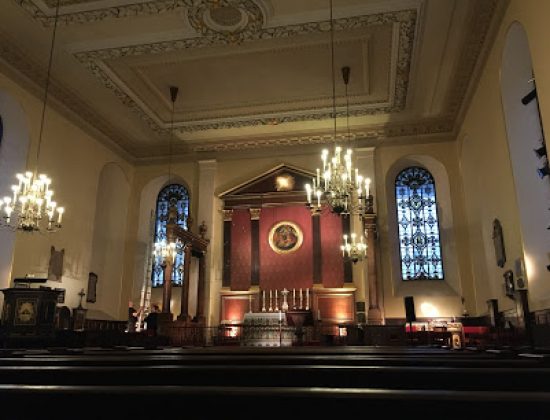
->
74;9;417;134
131;124;455;166
2;0;503;159
444;0;501;118
189;117;453;153
0;32;136;160
15;0;187;26
452;0;509;136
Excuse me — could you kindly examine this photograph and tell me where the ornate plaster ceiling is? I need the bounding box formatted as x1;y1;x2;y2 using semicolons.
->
1;0;506;161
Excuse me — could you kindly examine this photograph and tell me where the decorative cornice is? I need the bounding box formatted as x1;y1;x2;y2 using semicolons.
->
75;9;416;134
451;0;507;135
0;33;135;158
446;0;499;118
7;0;503;158
191;118;454;152
15;0;189;26
18;0;266;28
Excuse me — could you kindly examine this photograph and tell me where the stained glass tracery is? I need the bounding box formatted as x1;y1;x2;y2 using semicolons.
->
395;167;444;280
152;184;189;287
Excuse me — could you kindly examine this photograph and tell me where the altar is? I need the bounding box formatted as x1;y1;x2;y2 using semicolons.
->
241;312;294;347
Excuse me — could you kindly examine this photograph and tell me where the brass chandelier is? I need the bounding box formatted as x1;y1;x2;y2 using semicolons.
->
0;0;65;233
305;0;371;217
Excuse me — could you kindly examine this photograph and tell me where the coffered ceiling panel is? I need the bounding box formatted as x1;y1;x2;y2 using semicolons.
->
2;0;507;161
104;25;392;127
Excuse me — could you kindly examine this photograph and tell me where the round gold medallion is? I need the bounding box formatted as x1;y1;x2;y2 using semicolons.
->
268;221;303;254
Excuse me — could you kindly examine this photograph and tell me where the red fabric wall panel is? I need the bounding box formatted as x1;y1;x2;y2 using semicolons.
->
221;296;249;322
317;294;354;322
230;209;251;290
320;211;344;287
259;206;313;290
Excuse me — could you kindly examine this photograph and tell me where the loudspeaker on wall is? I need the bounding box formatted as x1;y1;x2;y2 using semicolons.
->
404;296;416;323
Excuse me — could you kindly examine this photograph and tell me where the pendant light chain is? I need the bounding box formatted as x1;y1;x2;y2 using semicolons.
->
168;86;178;185
330;0;337;146
36;0;60;172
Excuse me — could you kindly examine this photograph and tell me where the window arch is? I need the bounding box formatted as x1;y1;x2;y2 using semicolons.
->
151;183;190;287
395;167;444;280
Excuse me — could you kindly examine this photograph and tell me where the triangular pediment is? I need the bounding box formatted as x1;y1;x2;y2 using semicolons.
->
219;164;313;207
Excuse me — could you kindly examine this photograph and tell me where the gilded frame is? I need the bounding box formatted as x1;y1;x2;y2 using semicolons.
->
268;221;303;254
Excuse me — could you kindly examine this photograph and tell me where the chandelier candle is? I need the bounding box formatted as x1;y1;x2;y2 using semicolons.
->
1;172;64;231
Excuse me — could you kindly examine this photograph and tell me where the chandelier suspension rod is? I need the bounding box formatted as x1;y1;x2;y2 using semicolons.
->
168;86;178;184
345;68;350;140
36;0;60;173
329;0;337;144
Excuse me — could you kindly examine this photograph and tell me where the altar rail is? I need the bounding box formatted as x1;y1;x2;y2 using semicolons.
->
67;319;539;348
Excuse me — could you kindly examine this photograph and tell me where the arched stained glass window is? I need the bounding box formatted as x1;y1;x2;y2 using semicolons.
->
151;184;190;287
395;167;444;280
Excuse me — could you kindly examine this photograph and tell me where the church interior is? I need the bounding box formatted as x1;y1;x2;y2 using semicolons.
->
0;0;550;417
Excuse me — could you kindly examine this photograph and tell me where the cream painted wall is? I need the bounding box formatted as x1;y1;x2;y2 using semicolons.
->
88;163;131;319
376;142;472;319
458;0;550;314
0;73;134;315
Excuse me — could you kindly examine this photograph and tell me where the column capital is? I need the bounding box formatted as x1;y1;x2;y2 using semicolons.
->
249;207;262;221
362;213;377;226
362;214;378;240
222;209;234;222
354;146;376;157
198;159;218;170
310;207;322;217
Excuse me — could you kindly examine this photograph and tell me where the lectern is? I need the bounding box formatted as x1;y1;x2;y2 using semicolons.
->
286;310;313;345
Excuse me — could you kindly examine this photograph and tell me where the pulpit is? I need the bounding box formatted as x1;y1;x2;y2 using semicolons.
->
1;285;61;344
